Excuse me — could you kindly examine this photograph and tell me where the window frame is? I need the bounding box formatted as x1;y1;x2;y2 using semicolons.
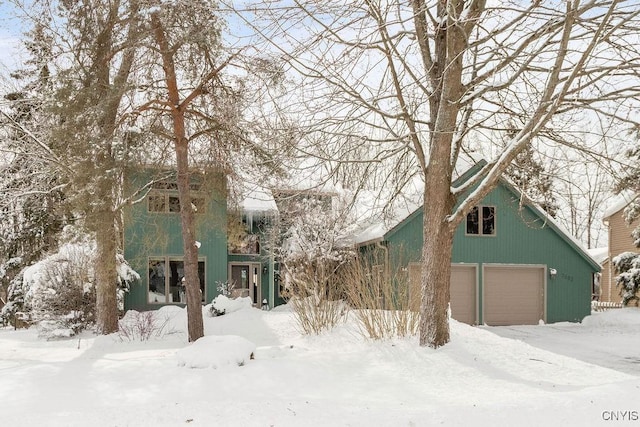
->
147;256;206;304
147;190;206;214
465;205;497;237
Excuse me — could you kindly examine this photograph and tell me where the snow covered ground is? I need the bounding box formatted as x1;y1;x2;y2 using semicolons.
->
1;304;639;426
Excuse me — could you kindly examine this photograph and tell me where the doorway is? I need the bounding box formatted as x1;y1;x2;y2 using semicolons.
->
229;263;261;306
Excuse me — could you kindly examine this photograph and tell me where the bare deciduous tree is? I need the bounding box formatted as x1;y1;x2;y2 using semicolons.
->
239;1;640;347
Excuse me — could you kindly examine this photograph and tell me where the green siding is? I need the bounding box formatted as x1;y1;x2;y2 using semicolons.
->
227;212;284;308
123;170;228;311
383;182;597;324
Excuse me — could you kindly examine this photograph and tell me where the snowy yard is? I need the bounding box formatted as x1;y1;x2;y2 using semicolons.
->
1;304;639;426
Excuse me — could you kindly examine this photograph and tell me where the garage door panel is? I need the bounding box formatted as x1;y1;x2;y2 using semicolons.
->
484;266;544;326
450;265;476;325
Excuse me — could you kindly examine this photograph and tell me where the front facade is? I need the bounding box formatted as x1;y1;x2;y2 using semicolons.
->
600;194;640;304
123;170;284;311
357;179;600;326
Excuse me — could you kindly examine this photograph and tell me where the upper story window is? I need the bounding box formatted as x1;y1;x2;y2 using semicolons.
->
466;206;496;236
148;192;205;213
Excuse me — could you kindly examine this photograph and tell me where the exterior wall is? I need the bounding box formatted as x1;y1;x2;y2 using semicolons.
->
602;209;639;303
227;211;285;308
384;183;598;324
123;170;228;311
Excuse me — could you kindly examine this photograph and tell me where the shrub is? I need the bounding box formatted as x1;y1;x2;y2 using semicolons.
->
1;241;139;338
339;255;420;339
28;244;95;339
117;310;174;341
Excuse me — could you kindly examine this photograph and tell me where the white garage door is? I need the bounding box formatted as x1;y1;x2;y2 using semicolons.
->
450;265;477;325
407;263;477;325
483;265;544;326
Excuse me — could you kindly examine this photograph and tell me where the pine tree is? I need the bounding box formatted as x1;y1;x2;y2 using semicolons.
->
0;20;68;304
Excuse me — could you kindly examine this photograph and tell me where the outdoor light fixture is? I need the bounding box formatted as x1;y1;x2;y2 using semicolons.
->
549;268;557;277
263;265;268;275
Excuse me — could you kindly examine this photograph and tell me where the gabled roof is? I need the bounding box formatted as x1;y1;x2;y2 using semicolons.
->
352;161;601;272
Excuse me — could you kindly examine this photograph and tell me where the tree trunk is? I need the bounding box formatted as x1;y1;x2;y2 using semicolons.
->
418;2;467;348
176;142;205;342
419;160;456;348
151;11;204;342
95;209;119;334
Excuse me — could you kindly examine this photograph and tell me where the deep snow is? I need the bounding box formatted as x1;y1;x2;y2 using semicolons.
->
1;304;639;426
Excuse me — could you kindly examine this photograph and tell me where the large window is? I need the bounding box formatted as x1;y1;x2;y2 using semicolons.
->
148;258;205;304
466;206;496;236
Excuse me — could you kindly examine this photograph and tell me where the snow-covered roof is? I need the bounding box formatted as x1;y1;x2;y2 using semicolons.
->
603;191;637;219
351;161;476;245
240;184;278;213
587;247;608;265
350;166;601;270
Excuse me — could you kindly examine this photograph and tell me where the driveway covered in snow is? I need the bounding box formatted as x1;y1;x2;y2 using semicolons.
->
485;308;640;374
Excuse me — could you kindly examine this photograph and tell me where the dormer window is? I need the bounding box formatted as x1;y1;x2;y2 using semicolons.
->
466;206;496;236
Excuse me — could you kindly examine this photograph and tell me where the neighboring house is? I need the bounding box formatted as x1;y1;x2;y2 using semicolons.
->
600;192;639;304
123;169;285;312
354;163;600;326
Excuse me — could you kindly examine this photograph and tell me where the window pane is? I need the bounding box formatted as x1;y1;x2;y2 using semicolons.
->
148;194;166;212
169;260;185;303
482;206;495;235
466;207;479;234
198;261;206;303
149;260;166;303
168;196;181;212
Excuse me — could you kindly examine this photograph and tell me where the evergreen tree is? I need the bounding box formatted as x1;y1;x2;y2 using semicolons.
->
0;20;68;303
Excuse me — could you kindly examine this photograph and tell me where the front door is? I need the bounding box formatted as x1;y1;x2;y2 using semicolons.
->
230;264;261;305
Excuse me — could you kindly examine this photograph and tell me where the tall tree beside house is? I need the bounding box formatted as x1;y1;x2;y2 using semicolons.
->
15;0;145;334
13;0;251;341
134;1;243;341
244;1;640;347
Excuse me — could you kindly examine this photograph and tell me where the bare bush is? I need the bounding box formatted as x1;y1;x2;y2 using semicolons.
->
283;255;349;335
289;294;348;335
117;311;175;342
340;255;419;339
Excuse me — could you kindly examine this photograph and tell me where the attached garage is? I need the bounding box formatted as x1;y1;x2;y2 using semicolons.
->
483;265;545;326
355;163;601;325
408;263;477;325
